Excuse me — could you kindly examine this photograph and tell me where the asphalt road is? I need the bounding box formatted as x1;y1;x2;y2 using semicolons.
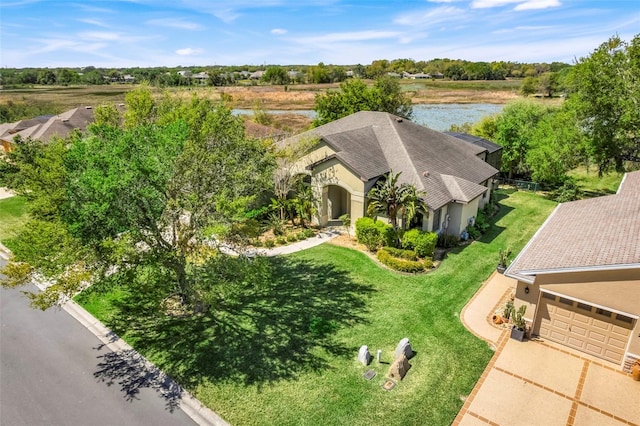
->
0;258;196;426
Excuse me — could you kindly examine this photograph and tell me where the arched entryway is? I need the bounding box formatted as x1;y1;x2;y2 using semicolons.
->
324;185;351;223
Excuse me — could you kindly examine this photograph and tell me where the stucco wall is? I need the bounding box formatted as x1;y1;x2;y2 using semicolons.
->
514;280;539;325
462;198;481;233
310;157;365;226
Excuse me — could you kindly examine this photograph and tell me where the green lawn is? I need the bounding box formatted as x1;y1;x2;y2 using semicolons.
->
0;196;29;247
77;190;556;425
567;166;624;197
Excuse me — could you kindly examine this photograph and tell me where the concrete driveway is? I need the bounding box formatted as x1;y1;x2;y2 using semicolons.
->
456;272;640;426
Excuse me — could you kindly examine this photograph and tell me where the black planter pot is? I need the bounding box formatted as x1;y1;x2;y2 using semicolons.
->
497;264;507;274
510;326;526;341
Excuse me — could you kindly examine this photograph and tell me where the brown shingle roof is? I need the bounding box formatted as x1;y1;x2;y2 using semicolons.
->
285;111;498;210
507;171;640;277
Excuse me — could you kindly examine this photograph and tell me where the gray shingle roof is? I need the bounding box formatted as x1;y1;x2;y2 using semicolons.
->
286;111;498;210
507;171;640;277
445;132;502;154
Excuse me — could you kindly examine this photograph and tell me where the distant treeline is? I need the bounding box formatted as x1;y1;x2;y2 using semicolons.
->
0;58;571;87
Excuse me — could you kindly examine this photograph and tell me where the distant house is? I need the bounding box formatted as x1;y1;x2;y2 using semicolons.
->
284;111;499;234
123;74;135;83
1;107;94;153
250;70;265;80
409;72;431;79
506;171;640;371
177;70;192;78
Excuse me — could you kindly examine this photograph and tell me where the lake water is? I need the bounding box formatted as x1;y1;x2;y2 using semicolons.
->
233;103;504;132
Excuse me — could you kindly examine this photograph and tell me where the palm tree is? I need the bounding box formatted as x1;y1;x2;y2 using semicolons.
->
366;171;428;233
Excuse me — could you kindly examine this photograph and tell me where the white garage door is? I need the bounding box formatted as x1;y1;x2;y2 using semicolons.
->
536;292;634;364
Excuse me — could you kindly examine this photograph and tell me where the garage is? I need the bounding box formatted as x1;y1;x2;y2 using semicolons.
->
535;292;635;364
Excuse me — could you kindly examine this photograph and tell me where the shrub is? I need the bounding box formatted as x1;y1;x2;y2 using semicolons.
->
355;217;396;251
286;234;298;242
264;238;275;248
381;246;418;261
377;247;425;273
296;232;306;241
401;229;437;257
252;239;264;247
276;236;287;245
551;179;583;203
474;210;490;233
466;225;481;240
437;233;459;248
302;228;315;238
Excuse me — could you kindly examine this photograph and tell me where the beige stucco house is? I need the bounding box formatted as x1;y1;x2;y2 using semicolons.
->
506;171;640;371
285;111;499;236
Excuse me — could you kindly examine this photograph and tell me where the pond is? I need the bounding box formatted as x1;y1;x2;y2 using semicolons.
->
233;103;504;132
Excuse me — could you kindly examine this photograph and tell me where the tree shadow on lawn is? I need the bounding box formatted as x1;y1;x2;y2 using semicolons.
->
91;255;375;395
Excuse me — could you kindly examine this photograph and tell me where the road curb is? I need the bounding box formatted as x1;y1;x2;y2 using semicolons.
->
62;298;229;426
0;245;227;426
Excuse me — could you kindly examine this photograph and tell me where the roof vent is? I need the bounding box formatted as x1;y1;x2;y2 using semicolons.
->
396;118;403;123
85;106;92;109
422;171;429;177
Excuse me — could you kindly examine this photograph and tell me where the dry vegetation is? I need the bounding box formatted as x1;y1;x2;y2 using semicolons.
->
1;79;522;132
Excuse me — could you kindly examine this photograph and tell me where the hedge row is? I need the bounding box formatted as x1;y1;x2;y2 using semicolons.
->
377;247;426;273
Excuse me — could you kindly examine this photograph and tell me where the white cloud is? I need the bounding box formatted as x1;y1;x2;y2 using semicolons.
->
515;0;561;11
394;6;466;27
471;0;560;10
176;47;204;56
146;18;204;30
79;31;123;41
294;30;402;45
271;28;287;35
77;19;110;28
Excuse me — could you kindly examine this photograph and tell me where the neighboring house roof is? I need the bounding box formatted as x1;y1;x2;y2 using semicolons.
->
445;132;502;154
506;170;640;280
286;111;498;210
1;107;94;146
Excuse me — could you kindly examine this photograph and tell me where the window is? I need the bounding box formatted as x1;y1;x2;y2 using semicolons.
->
432;208;441;232
542;292;555;300
595;308;612;317
616;314;633;324
577;302;592;312
559;297;573;306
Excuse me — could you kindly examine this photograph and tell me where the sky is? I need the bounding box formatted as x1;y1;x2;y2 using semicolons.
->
1;0;639;68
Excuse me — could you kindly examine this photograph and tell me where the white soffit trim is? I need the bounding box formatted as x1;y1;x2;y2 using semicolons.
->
519;263;640;276
540;288;639;319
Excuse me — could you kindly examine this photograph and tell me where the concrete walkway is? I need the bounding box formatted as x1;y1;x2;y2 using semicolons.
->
258;228;342;256
455;272;640;426
0;187;15;200
460;271;515;348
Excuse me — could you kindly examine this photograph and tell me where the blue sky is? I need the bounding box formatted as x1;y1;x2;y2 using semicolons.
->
1;0;638;68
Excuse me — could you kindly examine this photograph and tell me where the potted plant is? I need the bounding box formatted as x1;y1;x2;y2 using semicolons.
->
497;248;512;273
510;305;527;341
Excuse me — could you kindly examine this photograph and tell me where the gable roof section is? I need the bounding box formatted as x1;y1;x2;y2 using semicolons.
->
445;132;502;154
1;108;94;146
286;111;498;210
507;170;640;279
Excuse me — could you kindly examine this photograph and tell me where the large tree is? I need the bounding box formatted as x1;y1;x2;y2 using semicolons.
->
493;100;549;179
2;90;275;309
313;76;413;126
566;34;640;174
